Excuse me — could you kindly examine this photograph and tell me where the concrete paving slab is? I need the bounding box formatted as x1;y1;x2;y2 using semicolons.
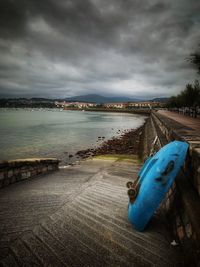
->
0;157;183;266
158;110;200;132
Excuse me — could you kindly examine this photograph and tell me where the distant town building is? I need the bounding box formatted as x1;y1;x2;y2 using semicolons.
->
103;101;163;109
55;101;97;109
103;102;128;109
54;100;164;109
127;101;162;108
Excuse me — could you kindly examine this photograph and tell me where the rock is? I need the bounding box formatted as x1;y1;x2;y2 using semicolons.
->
73;124;144;161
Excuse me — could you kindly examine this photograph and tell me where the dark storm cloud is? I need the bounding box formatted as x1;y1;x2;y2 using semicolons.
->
0;0;199;98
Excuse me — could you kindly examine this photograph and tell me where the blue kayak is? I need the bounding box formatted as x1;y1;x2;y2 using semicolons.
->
128;140;189;231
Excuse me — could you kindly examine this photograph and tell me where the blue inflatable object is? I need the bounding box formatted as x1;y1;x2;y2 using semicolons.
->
128;140;189;231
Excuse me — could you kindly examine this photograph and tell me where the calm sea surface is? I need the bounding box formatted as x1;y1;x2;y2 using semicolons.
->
0;109;146;164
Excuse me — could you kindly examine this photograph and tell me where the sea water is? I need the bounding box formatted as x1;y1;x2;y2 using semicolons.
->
0;109;146;164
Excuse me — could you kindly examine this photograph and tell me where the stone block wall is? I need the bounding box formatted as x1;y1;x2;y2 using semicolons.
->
0;158;60;189
152;111;200;197
140;111;200;265
190;146;200;197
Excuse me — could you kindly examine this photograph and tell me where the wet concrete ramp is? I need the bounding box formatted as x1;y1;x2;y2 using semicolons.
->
0;158;182;266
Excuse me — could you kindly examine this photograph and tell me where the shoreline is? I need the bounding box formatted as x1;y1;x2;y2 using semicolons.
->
64;107;151;115
0;108;147;164
67;124;145;165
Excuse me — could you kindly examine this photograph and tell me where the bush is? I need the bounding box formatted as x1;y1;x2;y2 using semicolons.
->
167;80;200;108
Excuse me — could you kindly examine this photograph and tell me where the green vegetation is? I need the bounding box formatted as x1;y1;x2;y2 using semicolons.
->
167;45;200;108
189;44;200;75
93;154;141;163
167;80;200;108
0;99;55;108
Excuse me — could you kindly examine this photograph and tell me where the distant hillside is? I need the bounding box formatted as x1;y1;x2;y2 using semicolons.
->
0;98;55;108
65;94;140;104
0;95;169;108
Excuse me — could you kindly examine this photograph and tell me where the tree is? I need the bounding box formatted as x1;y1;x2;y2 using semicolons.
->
189;44;200;75
167;45;200;108
167;80;200;108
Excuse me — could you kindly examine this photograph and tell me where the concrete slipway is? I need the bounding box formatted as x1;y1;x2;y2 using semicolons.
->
0;156;182;266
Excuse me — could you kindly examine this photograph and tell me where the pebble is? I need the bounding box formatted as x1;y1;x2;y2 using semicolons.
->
72;125;144;161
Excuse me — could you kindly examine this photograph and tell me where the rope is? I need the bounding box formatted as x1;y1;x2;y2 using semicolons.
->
127;135;158;203
150;135;158;156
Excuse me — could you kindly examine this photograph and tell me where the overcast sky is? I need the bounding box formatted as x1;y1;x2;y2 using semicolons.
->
0;0;199;99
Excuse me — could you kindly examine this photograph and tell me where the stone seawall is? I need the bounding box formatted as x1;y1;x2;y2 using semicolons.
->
140;111;200;265
0;158;60;189
64;107;151;115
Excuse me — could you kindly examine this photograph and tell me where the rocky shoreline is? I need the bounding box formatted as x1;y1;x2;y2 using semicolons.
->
71;125;144;163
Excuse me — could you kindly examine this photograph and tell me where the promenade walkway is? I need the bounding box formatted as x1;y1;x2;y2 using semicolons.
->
0;157;182;266
158;110;200;133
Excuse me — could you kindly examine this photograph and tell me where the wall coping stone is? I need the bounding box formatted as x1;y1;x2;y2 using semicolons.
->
0;158;60;189
0;158;60;169
153;111;200;143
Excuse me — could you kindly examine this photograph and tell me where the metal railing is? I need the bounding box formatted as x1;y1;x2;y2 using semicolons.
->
168;107;200;118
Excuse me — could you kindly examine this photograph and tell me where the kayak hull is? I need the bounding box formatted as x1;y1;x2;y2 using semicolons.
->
128;141;189;231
